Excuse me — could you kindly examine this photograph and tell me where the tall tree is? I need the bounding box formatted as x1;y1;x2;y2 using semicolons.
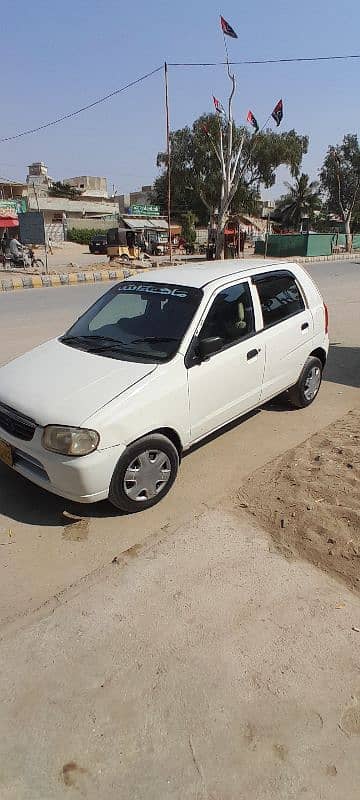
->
181;211;197;249
48;181;81;199
154;114;308;252
320;134;360;251
275;173;321;229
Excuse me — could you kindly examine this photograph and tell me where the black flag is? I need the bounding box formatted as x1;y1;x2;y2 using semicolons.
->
220;16;238;38
247;110;259;133
272;99;283;127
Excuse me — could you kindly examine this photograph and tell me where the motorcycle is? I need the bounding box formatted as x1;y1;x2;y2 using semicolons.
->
2;246;44;272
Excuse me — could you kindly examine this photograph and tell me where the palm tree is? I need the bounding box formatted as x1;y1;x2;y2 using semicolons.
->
275;173;321;230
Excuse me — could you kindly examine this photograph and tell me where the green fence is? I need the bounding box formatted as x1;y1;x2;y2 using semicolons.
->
255;232;360;258
306;234;332;257
255;235;307;257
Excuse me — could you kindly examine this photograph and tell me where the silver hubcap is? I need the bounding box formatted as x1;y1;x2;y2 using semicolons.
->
124;449;172;502
304;366;321;401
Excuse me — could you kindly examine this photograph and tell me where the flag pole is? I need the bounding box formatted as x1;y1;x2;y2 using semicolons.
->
221;18;233;83
222;31;231;79
164;62;172;263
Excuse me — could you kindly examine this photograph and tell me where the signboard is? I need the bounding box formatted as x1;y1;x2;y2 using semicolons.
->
128;204;160;217
0;198;27;215
18;212;45;245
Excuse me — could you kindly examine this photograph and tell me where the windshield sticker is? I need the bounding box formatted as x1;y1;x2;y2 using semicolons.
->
118;284;189;299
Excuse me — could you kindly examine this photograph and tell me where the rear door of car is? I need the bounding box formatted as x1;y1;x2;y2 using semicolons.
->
251;269;314;401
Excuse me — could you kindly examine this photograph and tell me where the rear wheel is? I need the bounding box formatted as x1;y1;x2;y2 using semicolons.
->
109;434;179;513
288;356;323;408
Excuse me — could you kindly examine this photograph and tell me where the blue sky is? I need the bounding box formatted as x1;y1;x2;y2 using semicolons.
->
1;0;359;198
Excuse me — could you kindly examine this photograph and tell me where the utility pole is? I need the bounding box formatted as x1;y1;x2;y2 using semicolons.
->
33;182;48;274
264;209;270;258
164;62;172;263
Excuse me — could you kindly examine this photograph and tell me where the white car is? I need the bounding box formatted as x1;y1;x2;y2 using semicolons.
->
0;260;329;513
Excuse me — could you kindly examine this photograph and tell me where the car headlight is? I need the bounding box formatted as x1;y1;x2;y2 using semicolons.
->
42;426;100;456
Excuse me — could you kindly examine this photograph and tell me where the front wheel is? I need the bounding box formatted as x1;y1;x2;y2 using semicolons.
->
109;434;179;513
288;356;323;408
32;258;44;272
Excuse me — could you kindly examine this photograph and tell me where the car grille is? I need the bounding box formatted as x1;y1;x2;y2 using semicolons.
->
0;402;36;441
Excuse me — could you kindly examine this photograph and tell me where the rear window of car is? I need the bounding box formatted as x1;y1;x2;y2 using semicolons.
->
253;271;305;328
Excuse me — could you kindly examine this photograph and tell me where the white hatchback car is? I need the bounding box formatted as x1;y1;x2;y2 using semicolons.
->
0;260;329;512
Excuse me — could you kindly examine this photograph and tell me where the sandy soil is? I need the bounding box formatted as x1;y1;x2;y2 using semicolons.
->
238;409;360;592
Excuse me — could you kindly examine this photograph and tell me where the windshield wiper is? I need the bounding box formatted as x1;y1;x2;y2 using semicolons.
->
131;336;178;344
61;334;128;349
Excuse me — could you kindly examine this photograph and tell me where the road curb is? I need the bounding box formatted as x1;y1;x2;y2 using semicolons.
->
0;266;153;293
1;254;358;293
297;253;360;264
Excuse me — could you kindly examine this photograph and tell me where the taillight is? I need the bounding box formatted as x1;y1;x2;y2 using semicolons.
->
324;303;329;334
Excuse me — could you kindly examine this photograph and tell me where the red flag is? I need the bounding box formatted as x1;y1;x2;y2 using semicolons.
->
247;110;259;133
272;99;283;127
213;96;225;115
220;15;238;38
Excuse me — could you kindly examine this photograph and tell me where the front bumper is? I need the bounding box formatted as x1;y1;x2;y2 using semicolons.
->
0;425;126;504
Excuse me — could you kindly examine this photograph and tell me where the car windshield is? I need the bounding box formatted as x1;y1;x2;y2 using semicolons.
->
61;281;203;362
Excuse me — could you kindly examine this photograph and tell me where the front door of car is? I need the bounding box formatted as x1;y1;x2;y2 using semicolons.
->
187;280;265;442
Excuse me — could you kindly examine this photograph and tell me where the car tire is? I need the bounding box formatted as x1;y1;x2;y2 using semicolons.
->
287;356;323;409
109;434;179;513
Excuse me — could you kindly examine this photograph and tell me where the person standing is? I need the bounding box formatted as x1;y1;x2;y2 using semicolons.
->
46;231;54;255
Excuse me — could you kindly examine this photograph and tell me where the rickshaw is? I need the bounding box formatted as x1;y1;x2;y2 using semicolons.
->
106;227;142;261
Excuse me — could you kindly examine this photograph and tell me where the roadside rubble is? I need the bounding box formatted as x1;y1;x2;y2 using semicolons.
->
238;409;360;592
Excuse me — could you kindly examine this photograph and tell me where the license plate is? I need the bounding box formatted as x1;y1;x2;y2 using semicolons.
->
0;438;13;468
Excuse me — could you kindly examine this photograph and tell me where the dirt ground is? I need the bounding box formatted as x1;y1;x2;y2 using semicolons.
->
238;409;360;593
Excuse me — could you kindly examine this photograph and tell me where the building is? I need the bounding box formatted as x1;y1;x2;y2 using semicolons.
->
0;180;27;204
63;175;109;199
25;163;118;243
26;161;51;188
120;214;168;253
1;163;120;244
117;185;153;214
259;198;276;219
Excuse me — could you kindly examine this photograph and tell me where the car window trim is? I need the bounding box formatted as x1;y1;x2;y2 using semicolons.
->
251;269;306;331
185;278;259;368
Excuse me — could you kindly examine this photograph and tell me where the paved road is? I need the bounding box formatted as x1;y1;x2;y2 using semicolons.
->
0;261;359;628
2;507;360;800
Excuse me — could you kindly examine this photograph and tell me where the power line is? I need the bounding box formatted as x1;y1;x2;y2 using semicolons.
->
169;54;360;66
1;53;359;144
0;66;163;143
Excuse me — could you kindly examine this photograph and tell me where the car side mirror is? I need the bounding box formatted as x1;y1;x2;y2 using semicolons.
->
198;336;224;360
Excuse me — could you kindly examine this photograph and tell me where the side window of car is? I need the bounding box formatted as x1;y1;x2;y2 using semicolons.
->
199;282;255;349
254;272;305;328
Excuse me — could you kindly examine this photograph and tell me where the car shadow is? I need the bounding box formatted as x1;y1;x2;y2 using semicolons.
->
324;343;360;389
0;464;119;528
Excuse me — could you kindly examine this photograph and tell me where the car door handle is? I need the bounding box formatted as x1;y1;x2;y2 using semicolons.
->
247;348;260;360
301;322;309;331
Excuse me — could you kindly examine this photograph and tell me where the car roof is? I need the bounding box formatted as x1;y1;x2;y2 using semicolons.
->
129;259;298;289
